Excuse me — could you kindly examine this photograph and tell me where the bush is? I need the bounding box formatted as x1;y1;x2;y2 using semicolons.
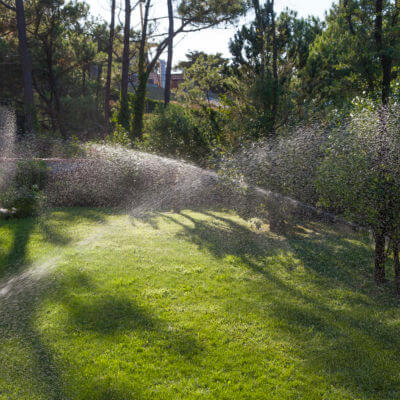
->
0;160;49;218
0;186;44;218
106;124;131;148
139;103;221;163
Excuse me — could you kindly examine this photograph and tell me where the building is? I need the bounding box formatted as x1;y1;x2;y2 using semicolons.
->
170;73;184;90
132;60;184;89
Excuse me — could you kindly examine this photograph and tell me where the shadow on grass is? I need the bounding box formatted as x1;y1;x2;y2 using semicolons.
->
0;217;37;278
157;210;400;399
0;208;107;277
128;212;160;230
60;287;203;360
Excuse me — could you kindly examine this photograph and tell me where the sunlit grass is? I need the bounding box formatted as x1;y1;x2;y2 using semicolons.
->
0;208;399;399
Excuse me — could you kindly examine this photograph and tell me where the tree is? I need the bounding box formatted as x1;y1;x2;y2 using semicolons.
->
229;8;323;136
176;50;226;70
29;0;97;137
304;0;400;107
0;0;36;133
132;0;151;140
372;0;399;104
104;0;116;133
252;0;266;77
270;0;278;132
164;0;174;106
177;54;228;106
119;0;132;131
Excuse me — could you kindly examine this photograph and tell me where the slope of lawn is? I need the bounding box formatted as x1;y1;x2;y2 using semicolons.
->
0;208;400;400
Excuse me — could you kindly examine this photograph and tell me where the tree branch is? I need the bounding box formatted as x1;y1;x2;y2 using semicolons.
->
0;0;16;12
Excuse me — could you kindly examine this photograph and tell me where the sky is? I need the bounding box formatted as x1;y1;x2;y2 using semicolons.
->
86;0;336;63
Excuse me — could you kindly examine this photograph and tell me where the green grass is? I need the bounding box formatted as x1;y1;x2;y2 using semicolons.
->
0;208;400;400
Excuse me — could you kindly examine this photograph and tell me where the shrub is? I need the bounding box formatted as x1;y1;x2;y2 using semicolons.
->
106;124;131;148
219;123;328;206
140;103;212;163
139;103;229;165
0;160;49;218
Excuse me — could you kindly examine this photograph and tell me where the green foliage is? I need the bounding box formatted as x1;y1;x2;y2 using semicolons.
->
106;124;131;147
14;160;48;191
0;186;44;219
145;98;163;113
0;160;49;218
178;0;246;25
228;9;325;136
62;95;104;138
140;103;216;162
303;0;400;106
176;50;227;70
14;133;84;158
177;54;228;106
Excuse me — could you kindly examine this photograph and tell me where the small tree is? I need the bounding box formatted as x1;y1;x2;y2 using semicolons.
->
177;54;227;107
317;104;400;290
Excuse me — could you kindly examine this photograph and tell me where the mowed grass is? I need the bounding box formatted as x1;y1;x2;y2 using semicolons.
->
1;208;400;400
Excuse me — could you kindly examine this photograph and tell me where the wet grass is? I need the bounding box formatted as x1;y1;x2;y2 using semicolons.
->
0;208;399;399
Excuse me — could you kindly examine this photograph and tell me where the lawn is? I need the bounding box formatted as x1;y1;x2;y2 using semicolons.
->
0;208;400;400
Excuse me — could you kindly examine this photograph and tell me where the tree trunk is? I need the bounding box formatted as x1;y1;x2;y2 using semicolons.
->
375;0;392;105
270;0;278;134
132;0;151;140
46;45;66;139
164;0;174;106
120;0;131;131
15;0;36;133
104;0;116;134
133;71;149;141
82;67;86;96
96;63;103;109
252;0;265;77
393;240;400;296
381;55;392;105
374;230;387;285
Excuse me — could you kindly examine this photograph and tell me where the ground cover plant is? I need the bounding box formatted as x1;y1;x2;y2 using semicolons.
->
1;208;400;400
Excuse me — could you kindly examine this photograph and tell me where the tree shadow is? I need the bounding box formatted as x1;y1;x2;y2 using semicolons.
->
128;212;161;230
37;207;107;246
163;211;283;262
0;216;36;278
60;288;203;360
285;221;397;302
0;208;108;278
